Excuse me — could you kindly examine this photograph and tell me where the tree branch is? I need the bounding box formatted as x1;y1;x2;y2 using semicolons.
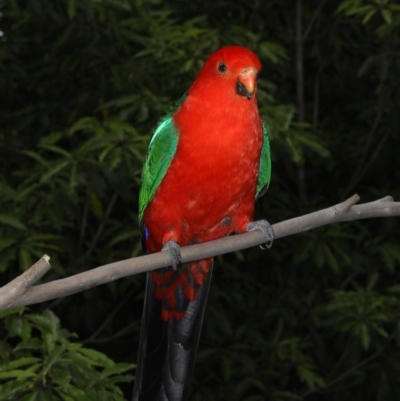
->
0;195;399;311
341;89;391;198
302;0;328;42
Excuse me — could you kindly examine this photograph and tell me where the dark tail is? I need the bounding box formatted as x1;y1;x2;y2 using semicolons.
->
132;261;213;401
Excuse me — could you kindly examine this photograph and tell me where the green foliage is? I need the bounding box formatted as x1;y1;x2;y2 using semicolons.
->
0;307;134;400
1;0;400;400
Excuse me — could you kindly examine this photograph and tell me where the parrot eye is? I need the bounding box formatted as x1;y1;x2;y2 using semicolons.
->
217;62;227;73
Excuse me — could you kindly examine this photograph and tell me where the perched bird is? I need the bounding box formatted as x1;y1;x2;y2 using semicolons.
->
133;46;273;401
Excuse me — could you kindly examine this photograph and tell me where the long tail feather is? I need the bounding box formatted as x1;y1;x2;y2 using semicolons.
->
133;260;213;401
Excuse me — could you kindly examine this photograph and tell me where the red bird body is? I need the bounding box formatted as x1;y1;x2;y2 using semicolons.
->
144;80;263;250
143;47;263;320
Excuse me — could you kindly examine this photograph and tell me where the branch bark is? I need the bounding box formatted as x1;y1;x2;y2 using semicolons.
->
0;194;399;311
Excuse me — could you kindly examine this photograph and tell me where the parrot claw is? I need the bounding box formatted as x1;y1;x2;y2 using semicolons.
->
161;239;182;270
247;219;275;250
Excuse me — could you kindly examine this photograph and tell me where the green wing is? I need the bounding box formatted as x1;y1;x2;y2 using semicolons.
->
138;95;186;221
255;122;272;199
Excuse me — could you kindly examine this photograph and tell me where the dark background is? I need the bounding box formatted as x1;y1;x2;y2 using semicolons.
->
1;0;400;400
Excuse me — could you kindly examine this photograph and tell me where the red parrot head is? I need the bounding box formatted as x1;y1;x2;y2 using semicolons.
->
191;46;262;101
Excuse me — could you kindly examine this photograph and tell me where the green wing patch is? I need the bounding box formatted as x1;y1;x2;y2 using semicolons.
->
256;122;272;199
138;96;185;220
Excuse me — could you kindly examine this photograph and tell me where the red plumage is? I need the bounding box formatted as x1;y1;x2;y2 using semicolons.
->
143;46;263;320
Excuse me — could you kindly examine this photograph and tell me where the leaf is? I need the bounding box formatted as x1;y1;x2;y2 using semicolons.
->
49;366;71;388
100;363;135;379
362;9;377;23
324;245;340;273
360;324;371;349
381;9;392;24
0;237;17;253
38;132;63;147
20;319;31;340
0;380;30;400
297;135;330;158
15;183;41;202
77;347;115;367
1;357;41;371
67;0;77;19
43;345;65;375
27;310;61;349
14;338;43;351
5;316;23;337
367;272;379;290
108;229;136;246
18;248;33;271
0;369;37;379
0;307;24;319
39;145;72;159
68;117;100;135
18;393;38;401
358;56;375;77
89;191;103;219
21;151;50;168
0;214;26;230
40;160;70;183
259;41;288;64
372;324;388;339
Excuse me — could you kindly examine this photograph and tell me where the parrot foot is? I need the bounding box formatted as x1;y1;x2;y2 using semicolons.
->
247;220;275;250
161;239;182;271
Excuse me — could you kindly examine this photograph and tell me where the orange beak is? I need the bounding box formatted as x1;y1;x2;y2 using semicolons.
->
238;68;257;98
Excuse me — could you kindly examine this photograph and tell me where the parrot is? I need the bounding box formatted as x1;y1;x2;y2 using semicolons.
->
133;45;274;401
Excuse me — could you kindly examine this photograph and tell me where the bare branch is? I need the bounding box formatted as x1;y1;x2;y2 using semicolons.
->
0;255;51;309
302;0;329;41
81;288;135;344
0;195;399;311
341;89;391;198
86;192;119;256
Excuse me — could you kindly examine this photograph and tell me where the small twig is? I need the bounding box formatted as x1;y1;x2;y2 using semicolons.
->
344;132;390;197
0;255;51;310
341;91;391;197
79;193;89;246
81;288;135;344
81;321;140;345
0;195;399;311
301;343;384;399
86;192;118;257
302;0;329;41
312;56;325;127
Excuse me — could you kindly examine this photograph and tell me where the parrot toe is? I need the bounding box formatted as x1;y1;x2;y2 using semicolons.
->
247;219;275;250
161;239;182;270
